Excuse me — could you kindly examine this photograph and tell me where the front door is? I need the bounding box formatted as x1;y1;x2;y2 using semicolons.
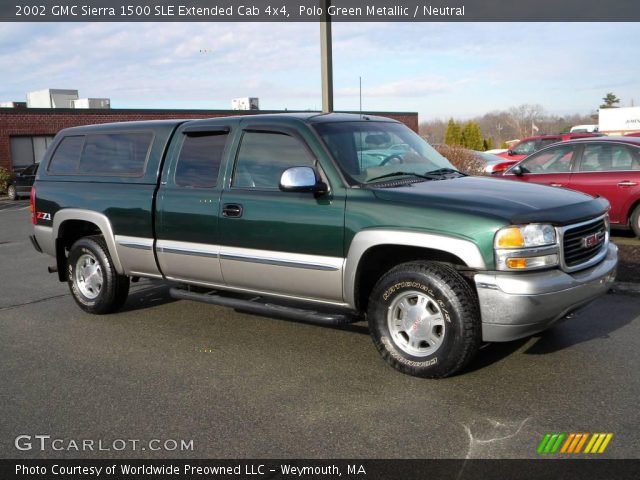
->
504;143;579;188
219;121;346;303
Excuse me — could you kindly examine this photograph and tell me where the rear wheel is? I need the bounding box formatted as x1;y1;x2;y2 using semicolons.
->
631;206;640;238
67;236;129;314
7;185;17;201
367;261;481;378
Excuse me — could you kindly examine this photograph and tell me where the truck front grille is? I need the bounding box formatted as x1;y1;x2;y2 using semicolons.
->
562;217;607;269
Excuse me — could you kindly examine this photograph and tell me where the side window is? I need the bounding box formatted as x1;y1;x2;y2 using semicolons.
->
520;145;576;174
175;133;228;188
232;131;315;189
79;132;153;175
579;144;636;172
48;136;84;174
512;140;537;155
539;138;560;149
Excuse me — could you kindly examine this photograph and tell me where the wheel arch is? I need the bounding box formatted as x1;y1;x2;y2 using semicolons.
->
53;209;124;279
344;230;486;311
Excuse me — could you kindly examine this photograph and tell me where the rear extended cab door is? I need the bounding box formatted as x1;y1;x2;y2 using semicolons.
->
567;141;640;225
155;120;235;285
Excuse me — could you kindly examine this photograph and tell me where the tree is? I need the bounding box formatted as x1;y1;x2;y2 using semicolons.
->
507;104;544;138
461;122;483;150
483;138;494;151
600;92;620;109
444;119;462;146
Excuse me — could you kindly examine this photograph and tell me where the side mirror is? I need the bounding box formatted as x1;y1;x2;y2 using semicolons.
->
511;165;524;176
279;167;328;195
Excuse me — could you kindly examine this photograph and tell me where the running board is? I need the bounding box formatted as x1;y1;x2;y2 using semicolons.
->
169;287;358;325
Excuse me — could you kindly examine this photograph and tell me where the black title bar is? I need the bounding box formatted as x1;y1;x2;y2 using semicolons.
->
2;0;640;22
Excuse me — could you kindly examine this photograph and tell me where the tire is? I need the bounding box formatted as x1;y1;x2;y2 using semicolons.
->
7;184;18;201
367;261;481;378
631;205;640;238
67;236;130;314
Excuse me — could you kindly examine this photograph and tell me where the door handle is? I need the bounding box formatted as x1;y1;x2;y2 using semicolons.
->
550;183;563;187
222;203;243;218
617;181;637;187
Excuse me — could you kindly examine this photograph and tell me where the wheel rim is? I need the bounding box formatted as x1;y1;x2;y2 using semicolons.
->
8;186;15;198
75;253;103;299
387;290;446;357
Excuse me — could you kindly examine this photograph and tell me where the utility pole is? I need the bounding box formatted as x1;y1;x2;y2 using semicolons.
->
320;0;333;113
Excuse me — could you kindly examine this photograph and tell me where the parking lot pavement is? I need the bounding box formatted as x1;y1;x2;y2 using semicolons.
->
1;206;639;459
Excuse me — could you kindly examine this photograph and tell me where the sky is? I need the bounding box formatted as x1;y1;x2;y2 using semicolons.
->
0;22;638;120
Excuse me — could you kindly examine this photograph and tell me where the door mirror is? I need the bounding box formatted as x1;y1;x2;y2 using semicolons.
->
279;167;328;195
511;165;524;176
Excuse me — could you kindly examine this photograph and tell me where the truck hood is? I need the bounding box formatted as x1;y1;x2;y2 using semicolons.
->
371;176;609;225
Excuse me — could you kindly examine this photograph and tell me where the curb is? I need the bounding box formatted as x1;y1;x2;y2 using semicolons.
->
611;282;640;295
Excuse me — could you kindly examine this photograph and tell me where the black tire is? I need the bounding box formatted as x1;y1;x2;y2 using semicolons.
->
631;205;640;238
67;236;130;314
7;184;18;201
367;261;481;378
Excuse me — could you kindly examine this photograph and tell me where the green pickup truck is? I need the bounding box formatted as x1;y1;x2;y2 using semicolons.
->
30;113;617;378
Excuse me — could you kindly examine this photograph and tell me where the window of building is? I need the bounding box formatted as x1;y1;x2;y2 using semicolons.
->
175;133;228;188
10;135;55;168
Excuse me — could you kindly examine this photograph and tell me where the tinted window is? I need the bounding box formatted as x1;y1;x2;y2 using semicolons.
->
79;132;152;175
175;133;228;188
232;132;314;189
48;136;84;173
22;164;38;176
519;145;576;174
539;138;560;149
580;143;640;172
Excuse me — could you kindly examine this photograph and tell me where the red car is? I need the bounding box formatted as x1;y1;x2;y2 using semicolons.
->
492;133;602;174
502;136;640;236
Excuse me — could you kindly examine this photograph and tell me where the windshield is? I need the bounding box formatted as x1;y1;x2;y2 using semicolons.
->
314;121;454;184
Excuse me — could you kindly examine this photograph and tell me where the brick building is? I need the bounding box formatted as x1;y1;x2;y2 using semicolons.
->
0;108;418;171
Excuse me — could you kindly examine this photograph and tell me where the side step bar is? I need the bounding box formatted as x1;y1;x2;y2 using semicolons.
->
169;288;359;326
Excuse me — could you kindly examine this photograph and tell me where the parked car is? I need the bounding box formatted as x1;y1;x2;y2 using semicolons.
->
624;132;640;137
7;163;39;200
495;133;602;171
502;136;640;237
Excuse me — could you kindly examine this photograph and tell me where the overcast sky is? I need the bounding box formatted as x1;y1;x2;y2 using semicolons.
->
1;22;638;120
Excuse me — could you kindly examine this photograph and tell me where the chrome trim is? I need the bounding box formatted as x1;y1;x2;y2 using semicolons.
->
53;209;124;274
494;245;560;271
116;236;153;251
557;214;609;273
219;252;339;271
344;229;487;308
158;246;219;258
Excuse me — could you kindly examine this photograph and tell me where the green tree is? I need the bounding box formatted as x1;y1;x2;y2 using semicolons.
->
444;118;462;146
461;121;483;151
600;92;620;109
482;138;494;151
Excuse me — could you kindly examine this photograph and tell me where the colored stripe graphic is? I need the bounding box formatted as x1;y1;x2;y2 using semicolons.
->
539;433;613;454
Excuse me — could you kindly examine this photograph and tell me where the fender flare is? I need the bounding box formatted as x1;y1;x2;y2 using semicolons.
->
53;209;124;274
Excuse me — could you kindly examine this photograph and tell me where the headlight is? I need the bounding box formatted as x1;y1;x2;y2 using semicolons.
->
495;224;556;249
494;224;559;271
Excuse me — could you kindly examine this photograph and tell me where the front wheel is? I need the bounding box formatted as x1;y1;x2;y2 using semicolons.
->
367;261;481;378
67;236;130;314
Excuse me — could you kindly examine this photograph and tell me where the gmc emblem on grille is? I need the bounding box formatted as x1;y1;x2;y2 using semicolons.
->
582;231;604;248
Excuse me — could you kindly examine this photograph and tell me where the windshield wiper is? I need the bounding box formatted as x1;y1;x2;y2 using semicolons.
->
365;171;433;183
423;168;466;178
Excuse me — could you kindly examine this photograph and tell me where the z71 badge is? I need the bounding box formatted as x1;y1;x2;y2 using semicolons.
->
36;212;51;221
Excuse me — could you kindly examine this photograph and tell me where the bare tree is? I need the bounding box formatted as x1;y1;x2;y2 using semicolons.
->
507;104;545;138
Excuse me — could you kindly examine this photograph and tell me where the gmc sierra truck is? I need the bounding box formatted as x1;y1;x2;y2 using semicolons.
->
30;113;617;377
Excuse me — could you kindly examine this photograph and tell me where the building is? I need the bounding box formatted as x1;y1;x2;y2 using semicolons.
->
0;107;419;171
599;106;640;135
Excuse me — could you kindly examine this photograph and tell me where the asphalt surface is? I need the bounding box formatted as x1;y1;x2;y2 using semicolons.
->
1;199;639;459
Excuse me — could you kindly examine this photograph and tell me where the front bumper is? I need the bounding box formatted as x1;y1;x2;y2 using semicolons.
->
475;243;617;342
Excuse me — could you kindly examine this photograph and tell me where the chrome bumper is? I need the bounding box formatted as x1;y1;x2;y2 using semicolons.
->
475;243;617;342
